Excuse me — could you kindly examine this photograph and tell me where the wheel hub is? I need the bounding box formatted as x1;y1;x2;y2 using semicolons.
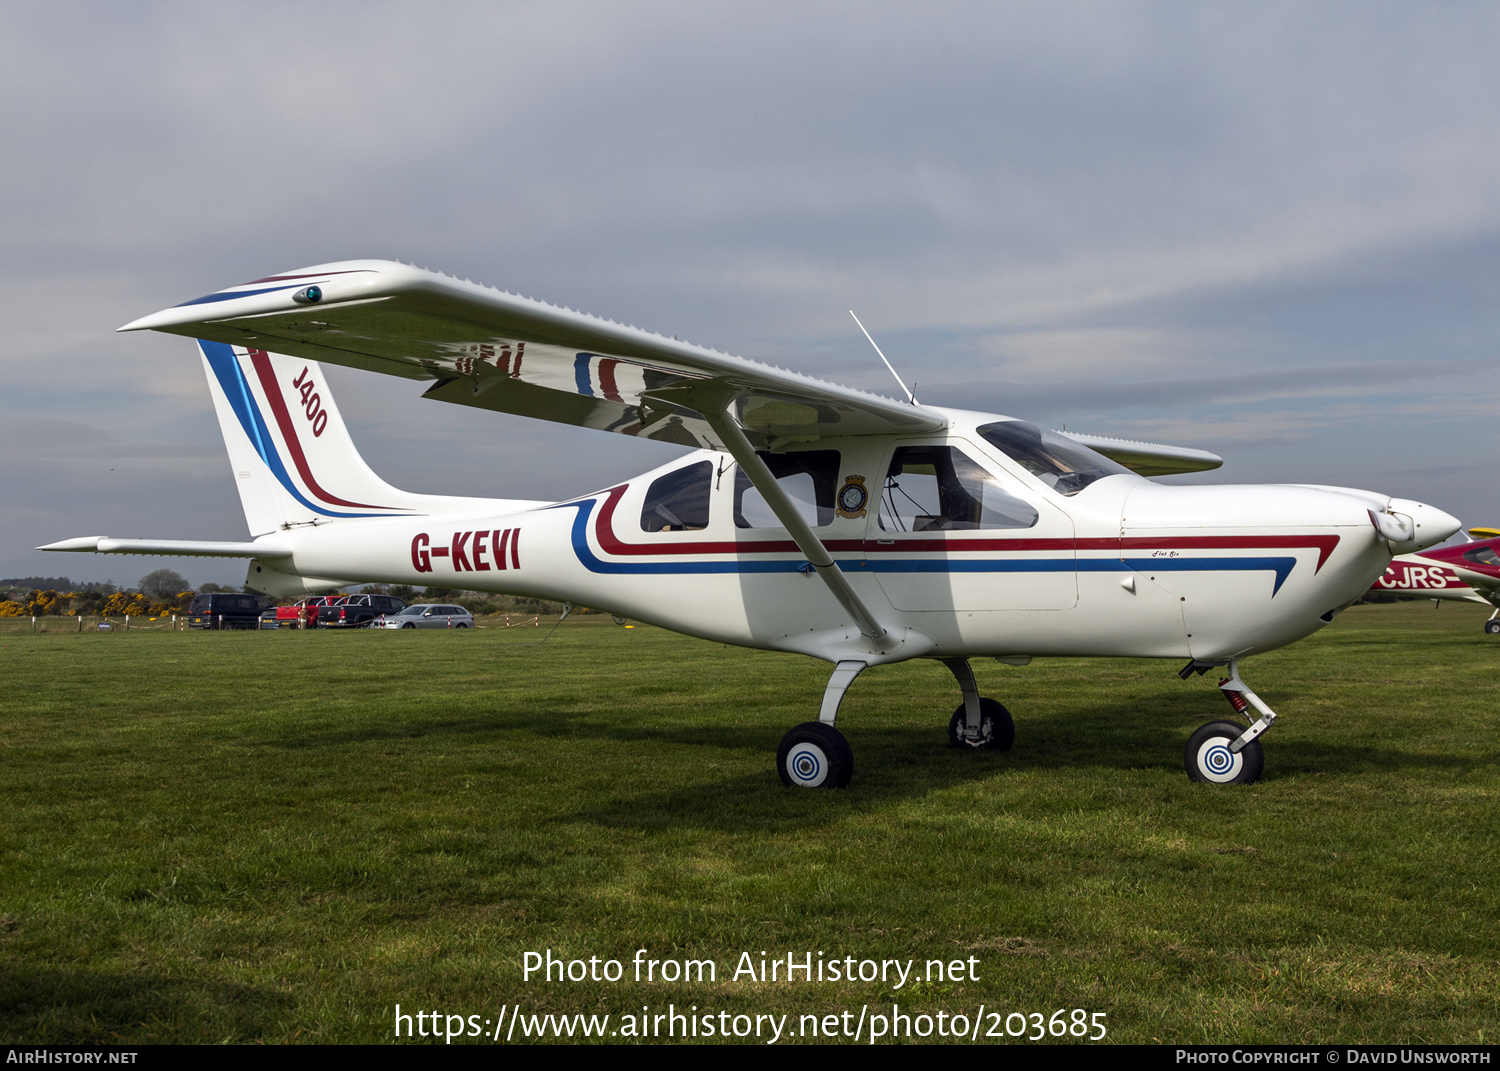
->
785;743;830;787
1195;737;1244;783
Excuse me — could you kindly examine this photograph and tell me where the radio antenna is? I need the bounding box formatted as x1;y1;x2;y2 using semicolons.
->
849;310;916;405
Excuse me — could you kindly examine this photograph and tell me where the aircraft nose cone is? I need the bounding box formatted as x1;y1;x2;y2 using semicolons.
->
1388;498;1462;552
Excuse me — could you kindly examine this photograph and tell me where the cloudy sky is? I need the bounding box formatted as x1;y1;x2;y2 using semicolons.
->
4;1;1499;588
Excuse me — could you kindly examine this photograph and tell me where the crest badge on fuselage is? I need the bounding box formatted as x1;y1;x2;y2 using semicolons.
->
836;475;869;519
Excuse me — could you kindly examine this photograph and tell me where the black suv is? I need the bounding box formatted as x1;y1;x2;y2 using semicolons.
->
316;594;408;628
187;592;273;630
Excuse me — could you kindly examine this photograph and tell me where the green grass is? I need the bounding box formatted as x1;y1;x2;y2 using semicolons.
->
1;603;1496;1044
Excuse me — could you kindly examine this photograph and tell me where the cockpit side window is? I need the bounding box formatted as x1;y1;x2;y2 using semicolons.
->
1462;545;1500;567
879;445;1039;532
640;461;714;532
734;450;841;529
977;420;1131;496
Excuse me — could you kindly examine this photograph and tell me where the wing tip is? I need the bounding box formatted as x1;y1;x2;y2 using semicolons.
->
37;536;106;552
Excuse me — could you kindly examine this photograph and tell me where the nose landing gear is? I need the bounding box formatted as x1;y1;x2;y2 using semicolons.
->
1181;659;1275;785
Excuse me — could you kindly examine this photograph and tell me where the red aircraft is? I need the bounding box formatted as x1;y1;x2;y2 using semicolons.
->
1368;528;1500;634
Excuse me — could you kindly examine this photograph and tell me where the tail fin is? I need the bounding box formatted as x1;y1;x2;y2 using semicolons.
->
199;341;489;536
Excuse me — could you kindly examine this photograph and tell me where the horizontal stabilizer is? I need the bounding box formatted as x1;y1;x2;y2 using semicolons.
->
38;537;293;559
1058;432;1223;477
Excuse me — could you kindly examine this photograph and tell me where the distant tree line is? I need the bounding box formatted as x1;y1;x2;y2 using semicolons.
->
0;569;213;619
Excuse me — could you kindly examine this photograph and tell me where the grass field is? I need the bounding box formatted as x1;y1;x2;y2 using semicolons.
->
1;602;1496;1045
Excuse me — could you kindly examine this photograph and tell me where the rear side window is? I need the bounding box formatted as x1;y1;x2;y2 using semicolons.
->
641;461;713;532
734;450;841;529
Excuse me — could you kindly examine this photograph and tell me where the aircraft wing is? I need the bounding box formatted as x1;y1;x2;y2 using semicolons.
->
1059;431;1222;476
120;260;947;451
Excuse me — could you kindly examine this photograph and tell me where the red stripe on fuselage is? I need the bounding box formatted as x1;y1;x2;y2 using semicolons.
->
248;350;395;510
588;484;1342;567
1117;535;1339;572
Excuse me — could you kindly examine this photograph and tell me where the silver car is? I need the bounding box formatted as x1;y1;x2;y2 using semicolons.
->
378;604;475;629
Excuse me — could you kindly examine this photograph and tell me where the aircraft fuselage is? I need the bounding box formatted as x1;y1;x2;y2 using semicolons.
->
252;410;1425;668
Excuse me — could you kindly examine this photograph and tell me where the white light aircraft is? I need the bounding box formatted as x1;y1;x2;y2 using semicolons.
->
41;261;1462;787
1366;529;1500;633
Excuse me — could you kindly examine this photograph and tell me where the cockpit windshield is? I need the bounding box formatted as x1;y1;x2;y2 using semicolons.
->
1462;545;1500;567
977;420;1132;496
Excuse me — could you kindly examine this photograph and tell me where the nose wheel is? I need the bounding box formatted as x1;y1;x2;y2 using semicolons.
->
1185;720;1265;784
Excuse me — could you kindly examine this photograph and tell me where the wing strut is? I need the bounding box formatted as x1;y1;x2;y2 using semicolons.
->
702;400;892;646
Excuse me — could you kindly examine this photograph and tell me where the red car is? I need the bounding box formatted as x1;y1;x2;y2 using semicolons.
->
274;595;342;628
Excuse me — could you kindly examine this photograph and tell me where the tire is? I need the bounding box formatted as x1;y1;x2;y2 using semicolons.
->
948;698;1015;751
1485;620;1500;635
1185;720;1264;785
455;623;468;628
777;722;854;789
401;622;415;629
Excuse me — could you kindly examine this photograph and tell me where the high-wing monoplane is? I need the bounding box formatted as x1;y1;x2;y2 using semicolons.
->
1367;529;1500;633
41;261;1462;787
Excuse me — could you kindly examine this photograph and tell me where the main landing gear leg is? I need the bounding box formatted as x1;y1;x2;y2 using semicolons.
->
1183;658;1275;785
943;658;1014;751
777;660;862;789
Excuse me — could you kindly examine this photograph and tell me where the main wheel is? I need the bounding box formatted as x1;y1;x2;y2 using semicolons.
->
948;698;1015;750
1484;620;1500;635
777;722;854;789
1184;720;1264;784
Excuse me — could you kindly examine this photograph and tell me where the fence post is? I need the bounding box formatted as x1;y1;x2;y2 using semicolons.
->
125;615;130;631
78;615;82;633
